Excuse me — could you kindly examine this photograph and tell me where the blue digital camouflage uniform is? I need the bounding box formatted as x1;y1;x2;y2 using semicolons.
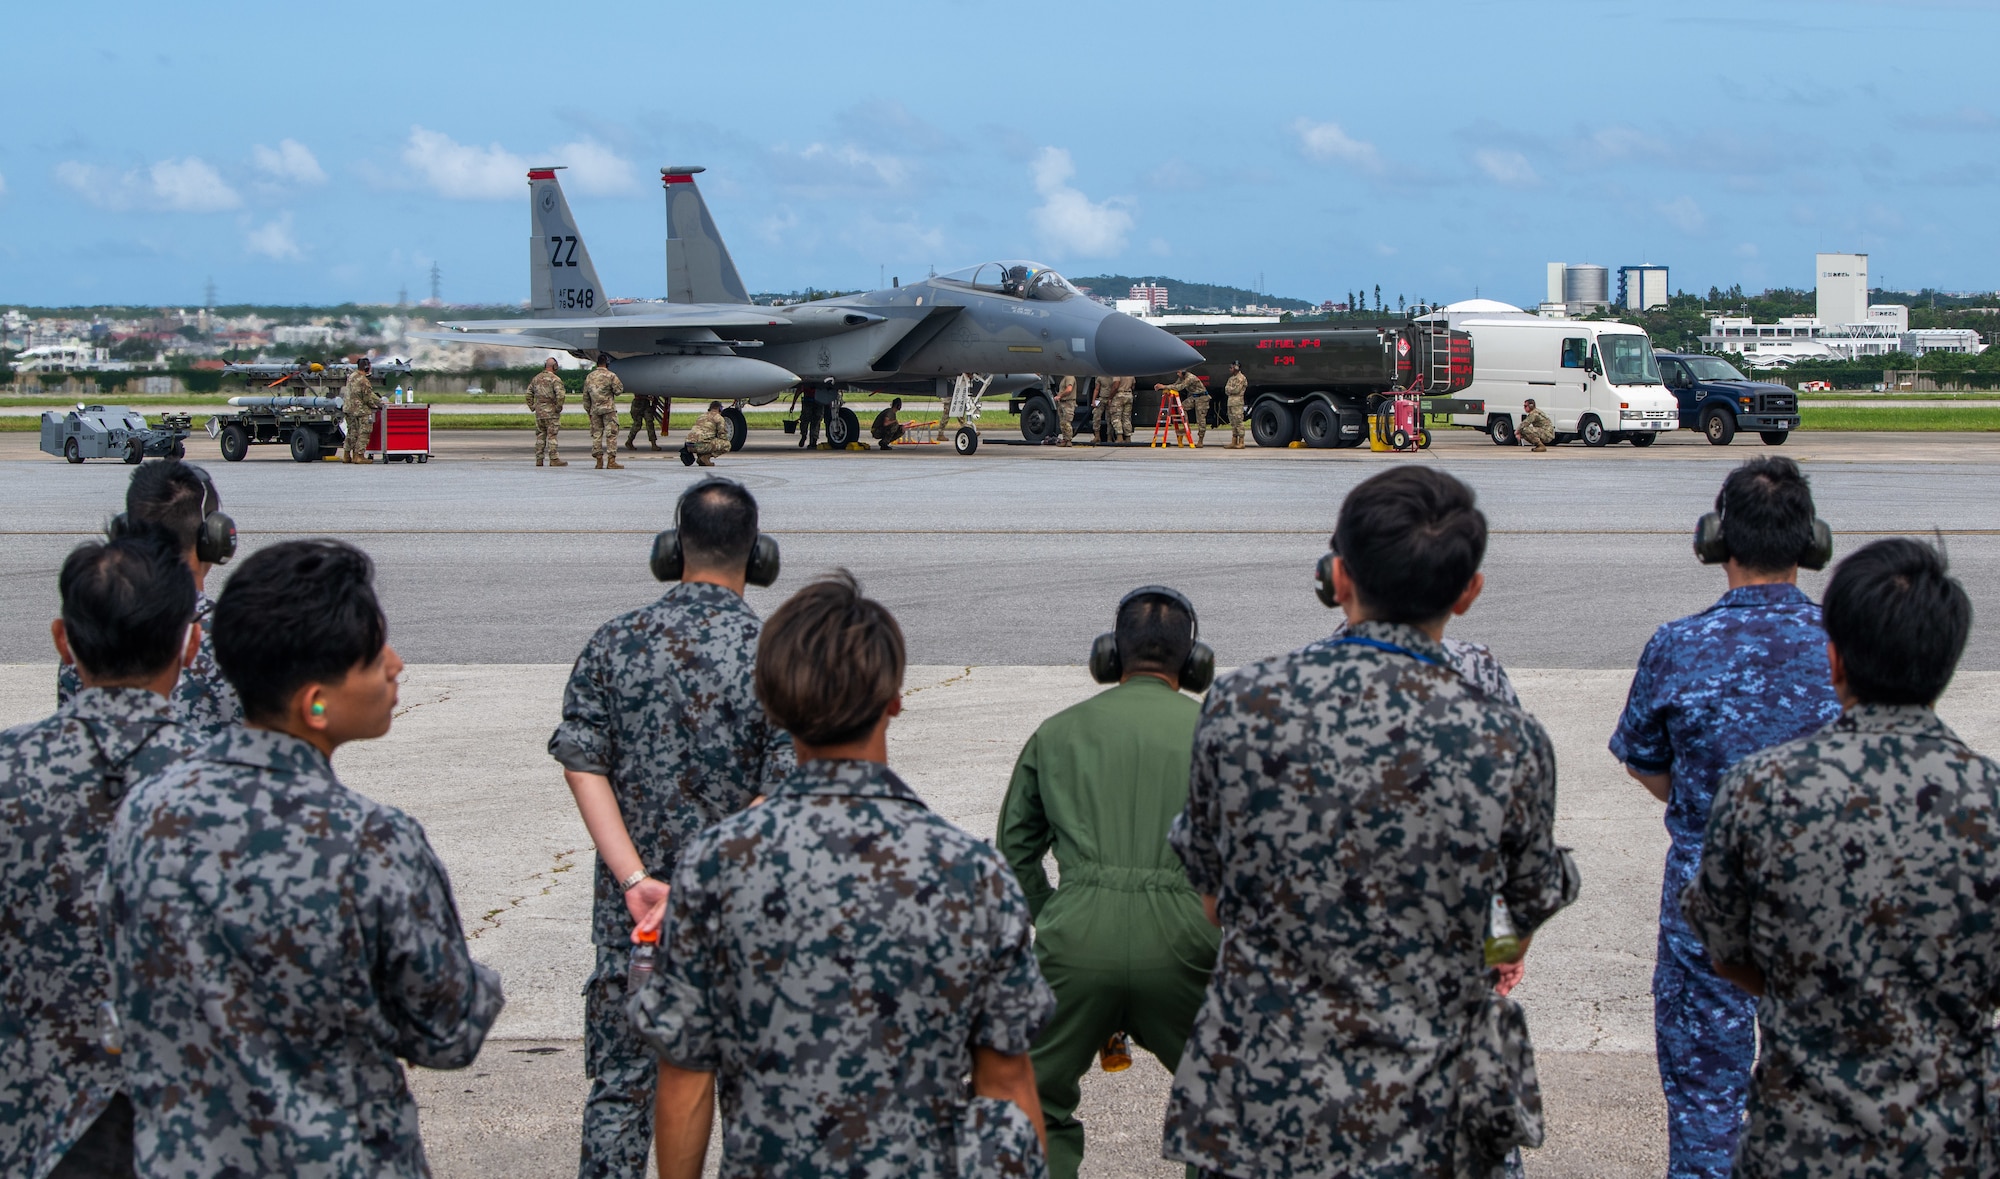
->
103;726;504;1178
1684;704;2000;1178
1609;582;1841;1179
1165;619;1579;1179
549;580;794;1179
631;758;1056;1178
57;592;243;739
0;687;200;1179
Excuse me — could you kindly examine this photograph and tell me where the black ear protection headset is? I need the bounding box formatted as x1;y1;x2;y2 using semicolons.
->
1089;585;1215;692
650;478;780;587
1693;512;1833;570
111;464;238;566
1313;549;1340;609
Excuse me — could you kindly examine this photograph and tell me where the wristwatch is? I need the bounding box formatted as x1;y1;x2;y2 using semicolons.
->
618;867;650;893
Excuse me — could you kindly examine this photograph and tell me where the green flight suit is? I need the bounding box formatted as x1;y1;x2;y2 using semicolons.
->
997;676;1220;1179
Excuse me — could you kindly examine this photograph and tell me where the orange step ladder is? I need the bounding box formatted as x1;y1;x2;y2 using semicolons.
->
1151;389;1194;448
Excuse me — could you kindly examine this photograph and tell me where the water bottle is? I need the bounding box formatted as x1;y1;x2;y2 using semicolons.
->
627;925;660;997
1484;894;1521;967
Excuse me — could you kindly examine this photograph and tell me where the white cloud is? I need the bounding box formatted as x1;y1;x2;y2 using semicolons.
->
402;126;528;200
252;139;326;186
56;157;239;211
244;213;301;260
1293;119;1381;172
402;127;638;200
1591;126;1668;159
553;140;639;195
1473;149;1539;187
148;158;240;211
1658;195;1707;234
1029;147;1132;258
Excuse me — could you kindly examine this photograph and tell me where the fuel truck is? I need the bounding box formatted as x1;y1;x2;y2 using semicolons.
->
1011;319;1478;447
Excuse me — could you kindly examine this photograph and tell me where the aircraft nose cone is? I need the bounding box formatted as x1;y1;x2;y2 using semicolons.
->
1094;313;1202;375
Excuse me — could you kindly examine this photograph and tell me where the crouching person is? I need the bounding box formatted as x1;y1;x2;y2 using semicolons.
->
103;539;504;1178
1;527;205;1179
633;571;1056;1177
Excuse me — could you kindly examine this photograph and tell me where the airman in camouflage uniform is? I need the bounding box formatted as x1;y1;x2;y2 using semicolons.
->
528;357;569;466
1223;363;1249;449
1317;619;1520;705
1517;399;1555;452
340;358;381;463
1089;377;1110;443
103;723;504;1177
1;687;201;1179
1685;705;2000;1178
632;757;1056;1176
1107;375;1135;443
549;579;793;1179
1165;619;1579;1177
681;403;731;467
1053;375;1078;446
584;355;625;469
625;393;664;450
60;590;240;740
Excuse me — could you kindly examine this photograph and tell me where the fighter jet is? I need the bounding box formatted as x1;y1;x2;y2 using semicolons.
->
414;165;1200;448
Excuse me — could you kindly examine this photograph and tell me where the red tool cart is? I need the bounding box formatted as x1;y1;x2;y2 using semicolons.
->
368;403;433;463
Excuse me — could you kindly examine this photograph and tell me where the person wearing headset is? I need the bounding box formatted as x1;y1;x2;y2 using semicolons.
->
1609;455;1842;1179
1164;466;1578;1178
58;460;243;740
995;587;1219;1179
547;478;793;1179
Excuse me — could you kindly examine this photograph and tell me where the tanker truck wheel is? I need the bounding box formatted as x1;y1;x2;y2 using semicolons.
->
1299;400;1340;449
722;408;747;451
1250;401;1297;447
954;426;979;456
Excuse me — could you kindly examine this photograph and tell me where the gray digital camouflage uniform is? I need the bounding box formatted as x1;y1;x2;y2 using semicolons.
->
1165;619;1579;1178
102;726;503;1178
57;592;243;739
1684;703;2000;1178
631;758;1056;1177
549;580;794;1179
0;687;200;1179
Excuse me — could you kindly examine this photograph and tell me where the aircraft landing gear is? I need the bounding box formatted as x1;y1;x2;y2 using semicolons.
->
954;426;980;455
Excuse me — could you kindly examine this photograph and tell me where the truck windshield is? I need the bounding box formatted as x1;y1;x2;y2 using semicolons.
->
1601;334;1663;385
1682;355;1749;382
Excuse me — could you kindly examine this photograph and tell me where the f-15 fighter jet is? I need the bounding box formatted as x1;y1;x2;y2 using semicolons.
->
415;165;1200;447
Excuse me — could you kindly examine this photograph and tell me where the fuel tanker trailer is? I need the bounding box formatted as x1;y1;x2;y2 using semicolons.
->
1012;319;1478;448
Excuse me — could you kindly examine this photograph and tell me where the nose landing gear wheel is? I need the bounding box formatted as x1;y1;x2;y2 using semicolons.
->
954;426;979;455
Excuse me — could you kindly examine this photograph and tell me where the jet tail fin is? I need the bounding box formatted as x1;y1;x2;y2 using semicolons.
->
661;166;750;305
527;168;607;318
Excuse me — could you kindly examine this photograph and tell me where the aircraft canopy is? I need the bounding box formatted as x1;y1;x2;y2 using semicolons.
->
935;261;1078;301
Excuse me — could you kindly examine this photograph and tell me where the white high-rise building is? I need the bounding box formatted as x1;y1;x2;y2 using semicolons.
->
1816;253;1868;327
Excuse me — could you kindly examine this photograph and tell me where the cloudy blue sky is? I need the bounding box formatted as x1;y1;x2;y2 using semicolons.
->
6;0;1997;309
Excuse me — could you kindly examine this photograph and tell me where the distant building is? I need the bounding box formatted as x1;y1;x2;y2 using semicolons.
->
1545;262;1611;313
271;324;339;346
1701;306;1986;363
1618;265;1670;311
1129;283;1169;310
1815;253;1868;327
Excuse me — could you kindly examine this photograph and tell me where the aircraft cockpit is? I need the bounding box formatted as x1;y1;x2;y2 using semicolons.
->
935;261;1078;302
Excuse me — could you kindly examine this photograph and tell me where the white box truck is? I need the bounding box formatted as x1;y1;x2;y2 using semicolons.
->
1446;315;1679;447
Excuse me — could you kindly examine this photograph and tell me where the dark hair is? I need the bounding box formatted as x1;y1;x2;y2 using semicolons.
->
59;525;197;681
122;460;215;553
212;539;387;722
678;479;758;570
1822;537;1970;705
356;357;371;369
755;570;905;747
1117;593;1193;674
1333;467;1487;623
1717;457;1817;574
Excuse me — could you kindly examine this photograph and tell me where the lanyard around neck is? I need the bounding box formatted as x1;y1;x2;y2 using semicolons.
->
1335;635;1443;667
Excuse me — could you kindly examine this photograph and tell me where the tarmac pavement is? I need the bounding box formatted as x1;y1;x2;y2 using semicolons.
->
4;428;1999;1175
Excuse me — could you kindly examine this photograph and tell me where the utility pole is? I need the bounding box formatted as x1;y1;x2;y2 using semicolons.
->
429;262;442;305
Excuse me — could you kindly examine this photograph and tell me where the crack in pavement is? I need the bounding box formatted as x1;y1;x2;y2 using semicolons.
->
468;847;582;940
394;684;456;719
903;665;974;698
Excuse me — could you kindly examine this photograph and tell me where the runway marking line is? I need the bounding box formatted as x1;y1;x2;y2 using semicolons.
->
9;528;2000;538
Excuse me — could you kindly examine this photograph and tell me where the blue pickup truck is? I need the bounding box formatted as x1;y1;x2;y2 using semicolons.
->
1654;353;1800;445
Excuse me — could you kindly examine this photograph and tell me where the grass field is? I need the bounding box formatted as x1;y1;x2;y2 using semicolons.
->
1797;406;2000;431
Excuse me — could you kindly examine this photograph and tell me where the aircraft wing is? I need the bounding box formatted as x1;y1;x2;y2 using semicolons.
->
438;306;791;332
407;330;595;352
